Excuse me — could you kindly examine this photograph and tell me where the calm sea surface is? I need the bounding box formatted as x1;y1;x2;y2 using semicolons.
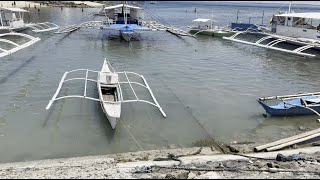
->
0;1;320;163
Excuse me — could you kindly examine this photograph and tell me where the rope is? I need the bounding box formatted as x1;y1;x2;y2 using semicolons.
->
119;118;145;152
159;78;227;154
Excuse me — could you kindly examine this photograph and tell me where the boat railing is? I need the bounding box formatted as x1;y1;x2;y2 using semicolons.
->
223;31;317;57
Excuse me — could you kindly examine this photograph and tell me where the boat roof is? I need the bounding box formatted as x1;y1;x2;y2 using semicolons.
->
192;18;211;22
0;7;28;12
275;12;320;19
104;4;141;10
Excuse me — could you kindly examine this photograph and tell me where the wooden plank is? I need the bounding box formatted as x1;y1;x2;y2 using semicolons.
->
254;128;320;152
266;132;320;151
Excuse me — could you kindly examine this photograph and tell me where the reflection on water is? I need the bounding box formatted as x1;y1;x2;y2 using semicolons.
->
0;3;320;163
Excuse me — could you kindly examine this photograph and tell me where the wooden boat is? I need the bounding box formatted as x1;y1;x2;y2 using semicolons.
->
46;59;166;129
258;92;320;116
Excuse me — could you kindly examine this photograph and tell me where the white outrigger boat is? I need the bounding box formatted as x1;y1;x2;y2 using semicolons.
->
0;7;60;33
223;3;320;57
188;18;235;37
55;2;194;40
46;59;166;129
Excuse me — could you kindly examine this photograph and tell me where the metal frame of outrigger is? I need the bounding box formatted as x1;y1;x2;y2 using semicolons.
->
0;32;40;58
26;22;60;33
223;31;318;57
46;59;166;118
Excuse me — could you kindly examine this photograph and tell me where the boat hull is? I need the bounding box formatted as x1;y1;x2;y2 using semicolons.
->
97;66;121;129
189;29;235;37
258;100;320;116
120;31;133;42
100;100;121;129
0;26;28;33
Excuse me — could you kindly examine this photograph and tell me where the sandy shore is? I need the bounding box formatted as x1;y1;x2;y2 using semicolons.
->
0;146;319;179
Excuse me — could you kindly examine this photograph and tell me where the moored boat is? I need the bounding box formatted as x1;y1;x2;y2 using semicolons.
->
46;58;166;129
258;92;320;116
97;61;121;129
188;18;235;37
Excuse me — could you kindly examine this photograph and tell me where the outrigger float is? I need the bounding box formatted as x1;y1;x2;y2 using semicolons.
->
258;92;320;117
46;59;166;129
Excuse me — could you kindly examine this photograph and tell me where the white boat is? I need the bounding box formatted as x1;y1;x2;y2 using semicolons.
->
0;7;28;33
97;60;121;129
99;3;148;42
223;2;320;57
188;18;235;37
0;7;60;33
46;59;166;129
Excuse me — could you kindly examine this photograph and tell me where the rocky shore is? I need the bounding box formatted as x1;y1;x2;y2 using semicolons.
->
0;146;319;179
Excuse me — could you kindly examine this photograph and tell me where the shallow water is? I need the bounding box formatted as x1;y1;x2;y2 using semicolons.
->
0;2;320;163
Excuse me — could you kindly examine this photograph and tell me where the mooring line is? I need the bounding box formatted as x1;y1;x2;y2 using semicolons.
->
119;118;145;152
158;78;227;154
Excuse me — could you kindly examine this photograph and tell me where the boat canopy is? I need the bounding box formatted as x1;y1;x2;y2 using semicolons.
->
275;12;320;19
104;4;141;10
192;18;212;22
0;7;28;12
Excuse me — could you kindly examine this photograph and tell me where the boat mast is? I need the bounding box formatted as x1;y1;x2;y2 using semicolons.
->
288;1;292;13
210;9;213;29
123;1;127;25
0;10;3;27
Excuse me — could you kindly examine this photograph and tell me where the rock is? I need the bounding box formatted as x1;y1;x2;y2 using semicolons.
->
254;161;264;168
187;172;196;179
139;174;151;179
200;147;214;155
165;174;175;179
298;126;308;131
267;162;273;168
312;142;320;146
269;168;278;173
166;170;189;179
226;145;239;153
175;170;189;179
292;144;299;149
195;172;221;179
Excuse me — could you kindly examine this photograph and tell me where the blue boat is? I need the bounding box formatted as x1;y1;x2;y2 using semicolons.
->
258;93;320;116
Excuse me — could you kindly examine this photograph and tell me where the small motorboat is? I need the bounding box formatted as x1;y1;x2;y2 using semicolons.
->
46;59;166;129
258;92;320;116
